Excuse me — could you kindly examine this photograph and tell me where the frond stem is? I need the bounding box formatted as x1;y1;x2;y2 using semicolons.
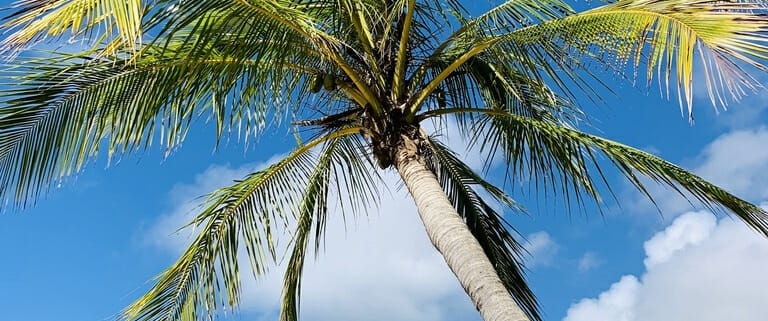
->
417;107;514;120
393;0;415;100
407;40;497;119
233;0;384;114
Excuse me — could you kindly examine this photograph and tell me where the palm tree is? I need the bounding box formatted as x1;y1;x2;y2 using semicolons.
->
2;0;768;320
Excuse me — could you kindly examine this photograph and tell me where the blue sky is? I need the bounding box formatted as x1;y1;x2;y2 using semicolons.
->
3;1;768;321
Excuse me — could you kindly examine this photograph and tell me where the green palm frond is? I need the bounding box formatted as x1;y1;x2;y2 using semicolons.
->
0;45;314;206
408;0;586;117
408;35;577;118
195;0;382;112
4;1;768;321
122;128;372;321
422;54;583;133
121;147;314;321
424;136;540;321
279;153;332;321
276;134;378;321
145;3;317;63
414;54;586;185
279;136;374;321
432;0;573;56
423;108;768;236
392;0;416;98
1;0;143;54
0;1;333;207
507;0;768;119
466;0;572;28
472;110;603;210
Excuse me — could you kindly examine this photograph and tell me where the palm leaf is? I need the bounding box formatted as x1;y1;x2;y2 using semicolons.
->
507;0;768;119
472;111;603;211
122;148;314;321
423;54;583;135
0;31;322;207
423;108;768;236
409;0;594;116
1;0;143;54
121;128;369;321
432;0;574;56
279;136;340;321
424;136;540;321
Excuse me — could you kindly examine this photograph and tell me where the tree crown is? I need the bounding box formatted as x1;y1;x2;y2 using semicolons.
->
2;1;768;320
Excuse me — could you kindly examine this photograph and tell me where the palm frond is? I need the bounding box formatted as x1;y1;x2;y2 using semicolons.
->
424;136;540;321
507;0;768;119
475;112;603;211
0;26;323;207
1;0;143;54
420;54;583;136
278;136;338;321
279;133;380;321
122;147;314;321
423;108;768;236
432;0;573;56
406;0;585;116
121;128;369;321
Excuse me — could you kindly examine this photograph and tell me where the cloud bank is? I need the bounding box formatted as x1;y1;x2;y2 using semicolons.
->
569;125;768;321
564;209;768;321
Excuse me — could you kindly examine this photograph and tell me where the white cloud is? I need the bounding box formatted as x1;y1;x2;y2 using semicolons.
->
564;210;768;321
642;211;716;269
563;275;640;321
523;232;559;268
577;252;601;273
693;127;768;200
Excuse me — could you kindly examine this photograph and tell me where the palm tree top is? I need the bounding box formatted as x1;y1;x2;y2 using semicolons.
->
1;1;768;321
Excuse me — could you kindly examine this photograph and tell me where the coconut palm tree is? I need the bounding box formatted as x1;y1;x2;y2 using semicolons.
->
2;0;768;320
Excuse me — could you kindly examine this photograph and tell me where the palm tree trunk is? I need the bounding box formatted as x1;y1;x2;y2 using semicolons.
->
394;137;530;321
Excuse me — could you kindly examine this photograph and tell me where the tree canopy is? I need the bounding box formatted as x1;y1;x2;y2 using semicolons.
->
1;1;768;320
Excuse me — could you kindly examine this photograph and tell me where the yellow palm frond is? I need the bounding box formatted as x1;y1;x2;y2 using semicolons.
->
2;0;143;54
510;0;768;119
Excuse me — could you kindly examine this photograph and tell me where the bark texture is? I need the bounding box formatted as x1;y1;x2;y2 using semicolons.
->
395;136;530;321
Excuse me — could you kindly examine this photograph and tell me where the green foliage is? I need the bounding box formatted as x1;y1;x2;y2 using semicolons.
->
122;129;379;321
279;134;380;321
424;108;768;236
121;137;317;321
2;0;768;321
0;44;310;205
